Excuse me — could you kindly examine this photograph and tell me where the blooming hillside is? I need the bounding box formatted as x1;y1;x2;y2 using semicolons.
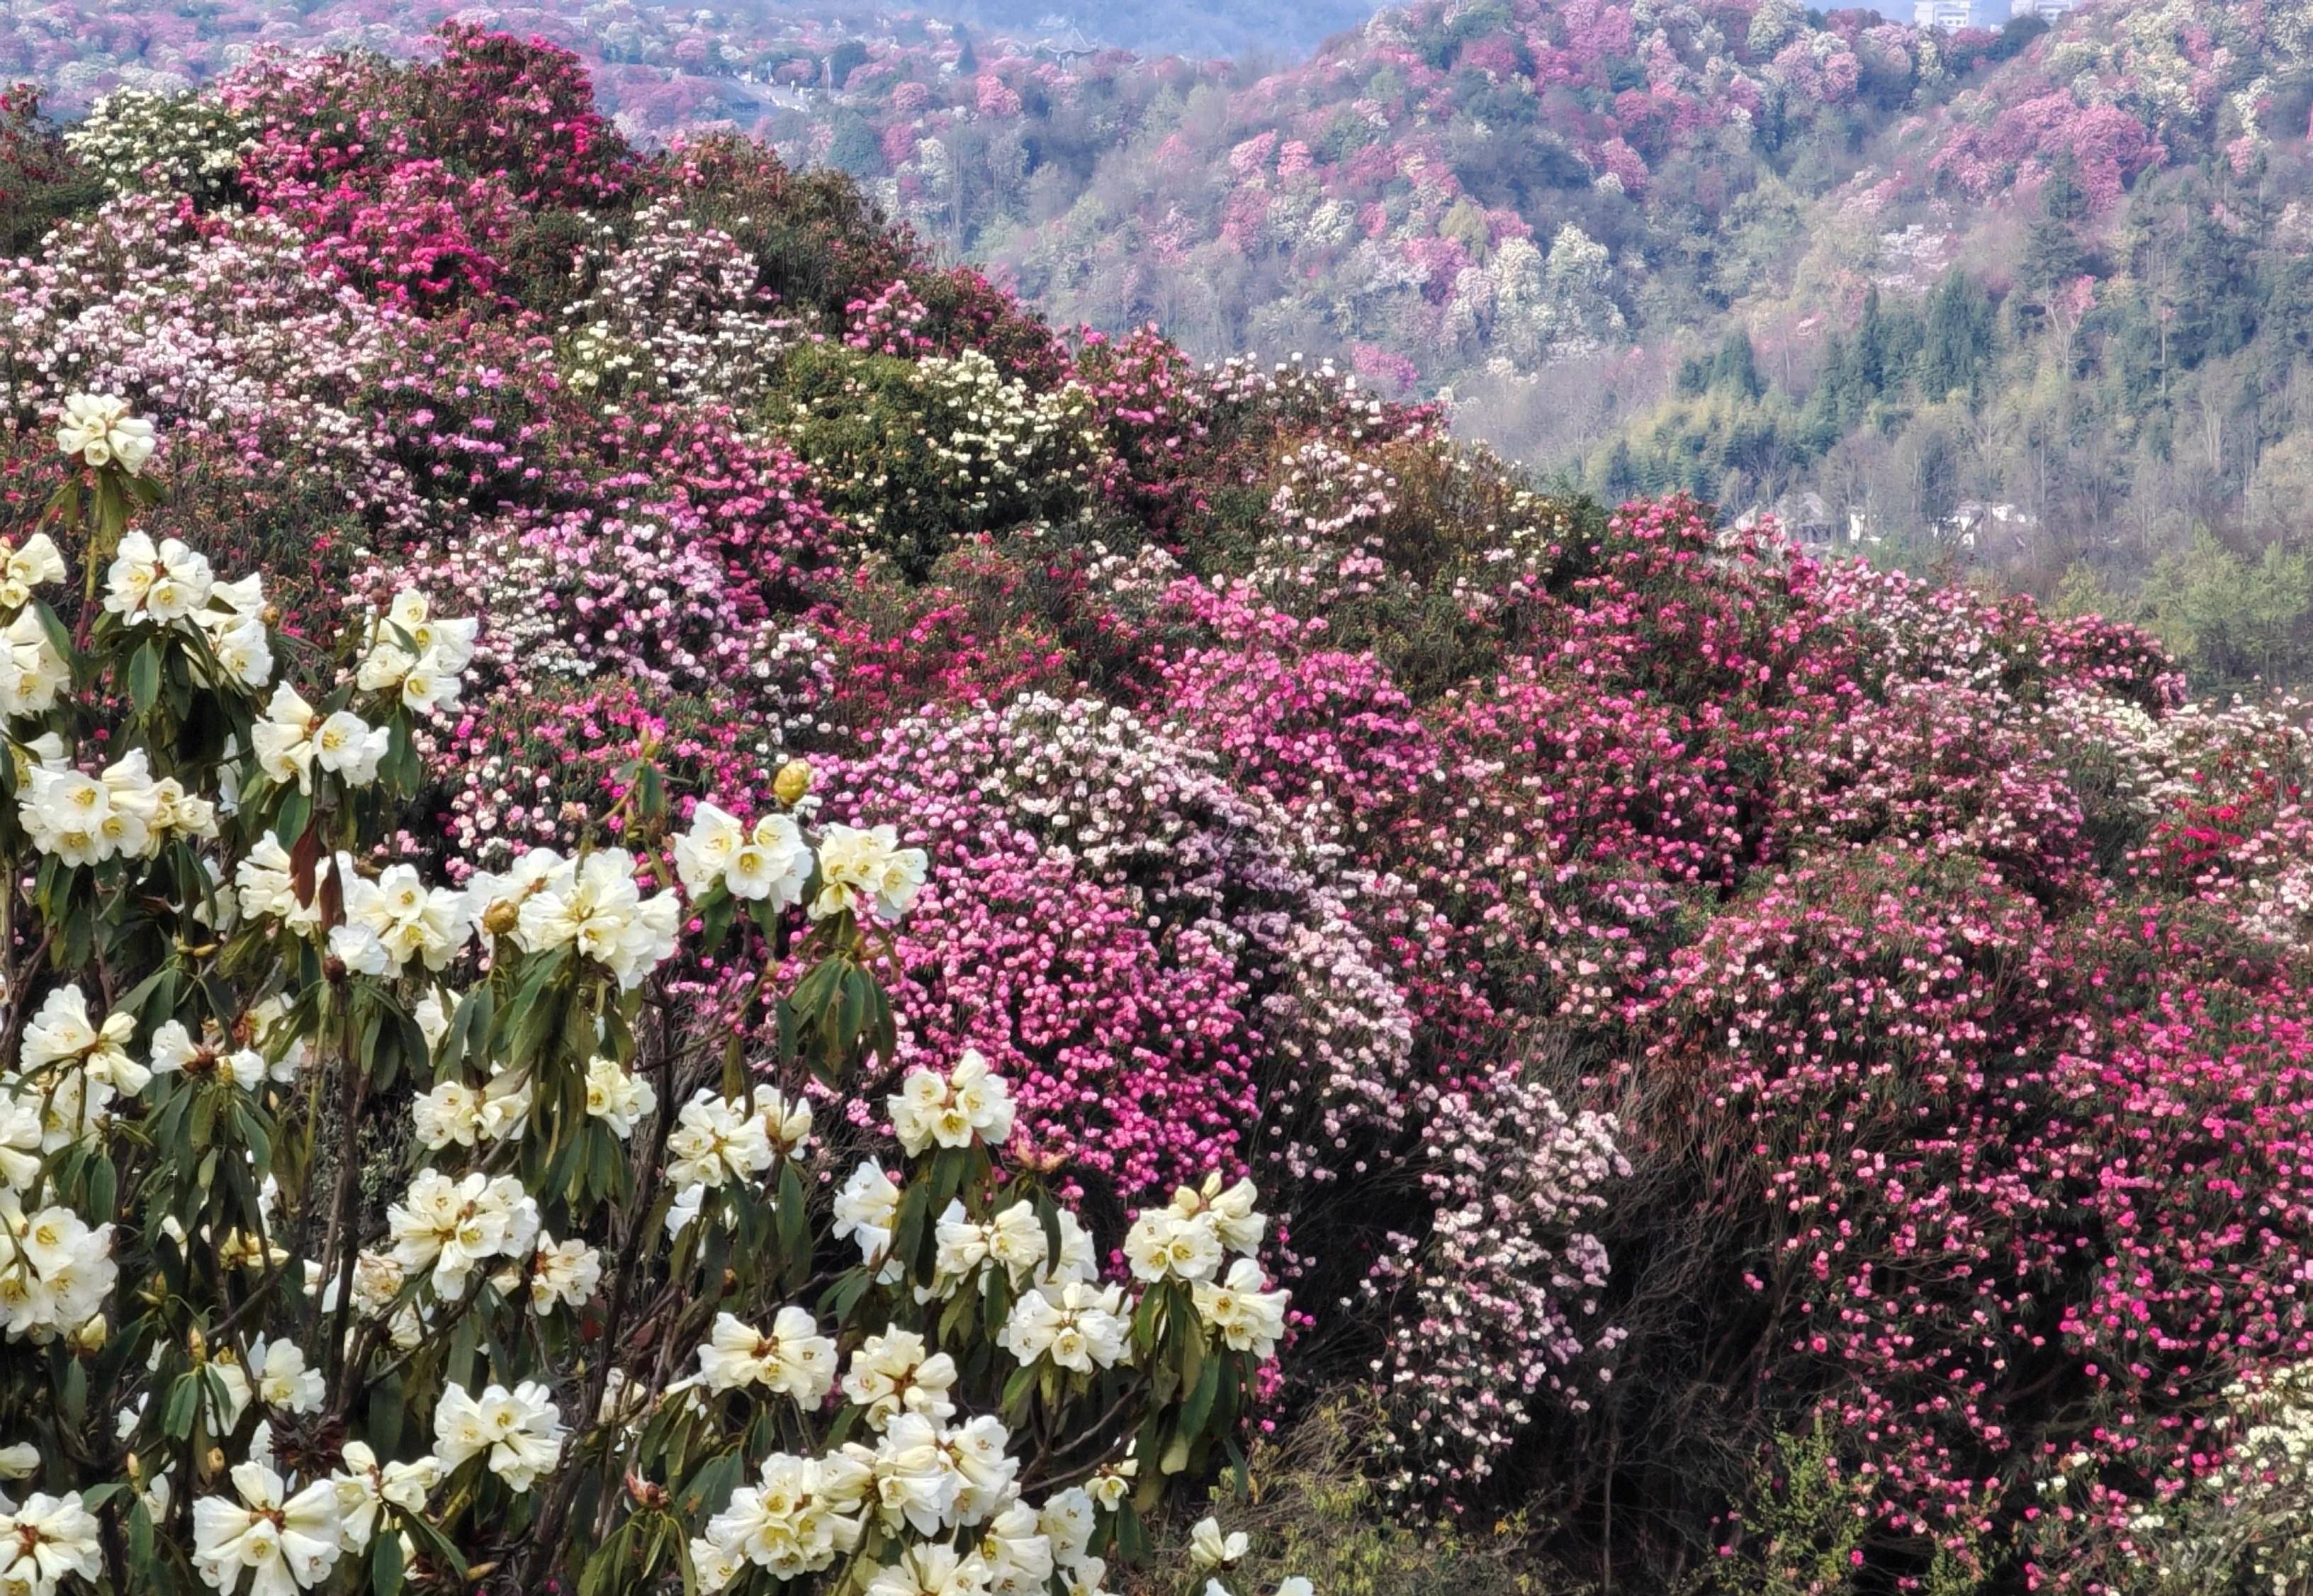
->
772;0;2004;379
10;25;2313;1596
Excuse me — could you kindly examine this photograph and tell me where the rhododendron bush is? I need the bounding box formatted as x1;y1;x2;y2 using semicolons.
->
0;413;1296;1596
12;29;2313;1593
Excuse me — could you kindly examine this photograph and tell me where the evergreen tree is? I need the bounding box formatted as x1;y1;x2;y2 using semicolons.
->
1856;286;1889;395
1917;271;1995;401
1711;327;1763;399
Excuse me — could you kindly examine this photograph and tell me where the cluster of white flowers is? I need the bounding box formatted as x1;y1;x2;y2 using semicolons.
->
62;89;254;200
150;1018;291;1094
675;800;812;907
12;986;148;1156
0;1191;116;1344
232;837;332;934
17;745;217;867
665;1084;811;1198
1125;1176;1285;1358
330;864;472;976
468;846;680;991
386;1169;541;1301
181;1371;565;1596
191;1455;343;1596
99;532;276;692
889;1050;1015;1155
412;1064;534;1150
692;1398;1083;1596
56;393;157;475
696;1306;838;1400
0;1489;103;1595
432;1380;568;1492
671;799;928;928
840;1327;959;1429
998;1278;1130;1374
354;588;478;716
811;822;929;923
832;1157;903;1275
253;682;387;794
240;845;672;991
583;1053;656;1137
0;533;69;719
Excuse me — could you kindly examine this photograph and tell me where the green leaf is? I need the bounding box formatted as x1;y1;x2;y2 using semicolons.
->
367;1370;405;1457
677;1449;745;1519
162;1373;200;1440
31;600;74;673
128;639;160;713
1178;1340;1223;1442
369;1526;406;1596
274;786;310;849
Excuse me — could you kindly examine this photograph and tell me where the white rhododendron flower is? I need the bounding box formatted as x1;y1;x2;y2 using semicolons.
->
1122;1206;1225;1284
840;1327;959;1430
999;1280;1131;1373
0;1490;104;1594
581;1054;655;1137
21;984;143;1093
0;532;66;609
232;837;333;933
189;1461;342;1596
103;530;213;623
697;1305;838;1401
0;609;69;720
832;1159;902;1271
253;684;383;794
57;392;156;473
691;1450;868;1589
675;801;815;909
665;1089;773;1190
356;588;478;714
1038;1487;1097;1565
1192;1258;1291;1359
386;1169;540;1300
521;1236;602;1314
18;753;171;867
865;1541;990;1596
809;821;927;923
330;1442;440;1552
507;848;678;989
889;1049;1015;1156
149;1018;269;1091
247;1336;324;1415
330;864;471;976
1189;1517;1251;1571
978;1499;1056;1595
431;1381;566;1493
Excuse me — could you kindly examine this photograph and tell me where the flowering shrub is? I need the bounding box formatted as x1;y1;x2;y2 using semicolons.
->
0;406;1300;1596
63;87;253;202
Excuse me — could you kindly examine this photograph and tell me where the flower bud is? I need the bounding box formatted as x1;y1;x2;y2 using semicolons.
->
774;758;812;807
68;1313;107;1354
482;899;521;936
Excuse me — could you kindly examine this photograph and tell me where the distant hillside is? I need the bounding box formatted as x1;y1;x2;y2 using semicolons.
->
21;0;2313;680
744;0;2313;687
0;0;1385;129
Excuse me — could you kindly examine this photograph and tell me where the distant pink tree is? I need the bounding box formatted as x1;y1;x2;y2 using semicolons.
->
974;72;1020;118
